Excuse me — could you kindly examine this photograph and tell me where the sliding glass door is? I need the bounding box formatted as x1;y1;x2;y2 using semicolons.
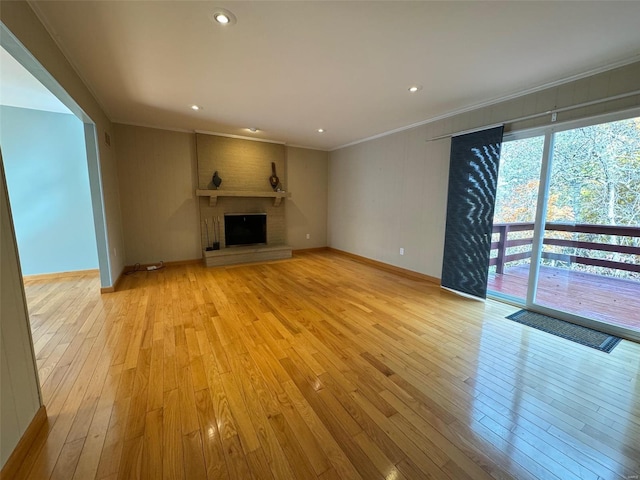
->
488;111;640;338
488;134;544;302
532;116;640;334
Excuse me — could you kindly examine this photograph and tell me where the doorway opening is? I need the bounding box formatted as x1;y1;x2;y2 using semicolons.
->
1;24;112;289
488;110;640;339
1;23;113;410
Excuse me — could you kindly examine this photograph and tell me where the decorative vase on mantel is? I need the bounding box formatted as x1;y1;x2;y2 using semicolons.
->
212;171;222;189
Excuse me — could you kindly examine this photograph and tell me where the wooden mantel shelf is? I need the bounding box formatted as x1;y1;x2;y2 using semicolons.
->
196;189;291;207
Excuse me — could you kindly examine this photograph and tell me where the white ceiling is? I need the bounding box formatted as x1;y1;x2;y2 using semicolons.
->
27;1;640;150
0;46;71;114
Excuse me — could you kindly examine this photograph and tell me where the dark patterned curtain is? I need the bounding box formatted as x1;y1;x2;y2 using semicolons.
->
441;126;504;299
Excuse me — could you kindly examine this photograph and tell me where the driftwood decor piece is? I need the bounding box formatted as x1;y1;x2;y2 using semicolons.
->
269;162;280;191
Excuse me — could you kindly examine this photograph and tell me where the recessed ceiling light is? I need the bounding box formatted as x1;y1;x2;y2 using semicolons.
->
248;127;259;133
317;128;325;133
408;85;422;93
215;13;229;24
191;104;201;111
212;9;237;26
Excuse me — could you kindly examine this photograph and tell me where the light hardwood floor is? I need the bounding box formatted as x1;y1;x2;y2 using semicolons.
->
13;251;640;480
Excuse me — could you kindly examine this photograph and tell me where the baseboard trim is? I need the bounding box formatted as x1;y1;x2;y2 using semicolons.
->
124;258;202;272
327;248;441;285
100;259;201;293
100;267;124;294
22;269;99;281
292;247;329;254
0;405;47;478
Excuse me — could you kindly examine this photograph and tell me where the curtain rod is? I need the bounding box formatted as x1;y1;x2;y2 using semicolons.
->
426;89;640;142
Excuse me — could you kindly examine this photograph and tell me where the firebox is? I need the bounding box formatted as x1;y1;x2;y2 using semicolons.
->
224;213;267;247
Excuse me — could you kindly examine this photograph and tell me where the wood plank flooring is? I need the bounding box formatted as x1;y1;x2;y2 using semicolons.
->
14;251;640;479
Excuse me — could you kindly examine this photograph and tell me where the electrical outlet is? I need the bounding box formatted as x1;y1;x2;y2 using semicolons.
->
112;248;117;258
306;233;310;239
399;248;404;255
551;112;557;122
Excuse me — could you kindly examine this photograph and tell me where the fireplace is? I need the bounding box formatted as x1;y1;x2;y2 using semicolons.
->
224;213;267;247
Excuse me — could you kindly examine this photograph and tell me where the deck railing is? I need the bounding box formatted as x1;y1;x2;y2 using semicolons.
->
490;222;640;275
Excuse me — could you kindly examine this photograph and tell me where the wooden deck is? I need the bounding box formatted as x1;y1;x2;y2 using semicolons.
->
488;264;640;332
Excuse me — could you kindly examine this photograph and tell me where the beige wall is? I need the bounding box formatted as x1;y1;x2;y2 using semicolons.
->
328;62;640;279
115;124;201;265
1;161;41;468
329;131;450;276
286;147;328;249
114;127;327;261
1;0;125;284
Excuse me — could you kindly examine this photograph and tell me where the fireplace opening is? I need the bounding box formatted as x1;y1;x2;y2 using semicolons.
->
224;213;267;247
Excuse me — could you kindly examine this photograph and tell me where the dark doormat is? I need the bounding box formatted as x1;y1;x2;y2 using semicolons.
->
506;309;622;353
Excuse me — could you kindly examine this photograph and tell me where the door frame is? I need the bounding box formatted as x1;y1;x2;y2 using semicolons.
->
1;23;112;288
488;106;640;343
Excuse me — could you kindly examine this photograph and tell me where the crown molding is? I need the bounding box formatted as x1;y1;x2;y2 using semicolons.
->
329;54;640;152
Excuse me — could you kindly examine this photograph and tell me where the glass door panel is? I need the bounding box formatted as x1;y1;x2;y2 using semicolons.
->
532;117;640;333
487;135;544;302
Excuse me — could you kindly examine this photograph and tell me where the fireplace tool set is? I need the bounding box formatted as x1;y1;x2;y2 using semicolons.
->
204;217;221;251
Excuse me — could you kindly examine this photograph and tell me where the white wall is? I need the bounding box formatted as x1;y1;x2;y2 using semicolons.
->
328;61;640;279
1;161;41;469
